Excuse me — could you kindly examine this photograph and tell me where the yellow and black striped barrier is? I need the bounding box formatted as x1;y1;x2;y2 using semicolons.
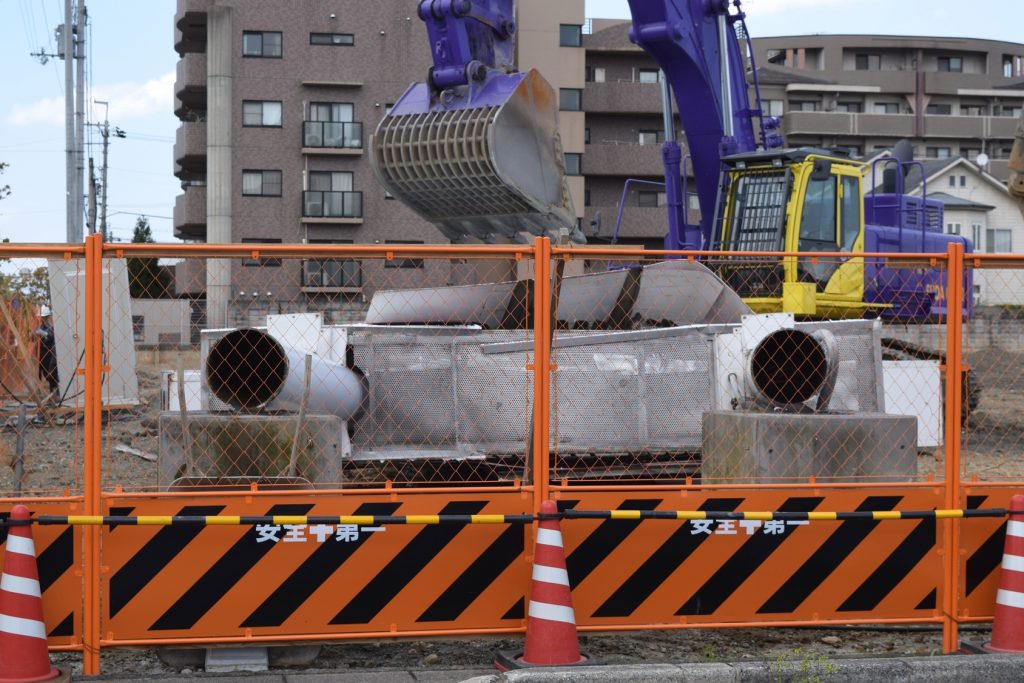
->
0;507;1010;527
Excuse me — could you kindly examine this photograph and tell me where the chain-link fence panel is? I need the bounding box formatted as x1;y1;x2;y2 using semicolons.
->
0;254;85;496
107;246;534;492
549;250;954;484
959;258;1024;482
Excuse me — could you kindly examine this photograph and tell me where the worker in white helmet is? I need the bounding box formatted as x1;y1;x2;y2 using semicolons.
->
35;305;59;400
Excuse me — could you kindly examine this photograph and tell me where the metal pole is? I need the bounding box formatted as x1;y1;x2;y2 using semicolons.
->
64;0;74;243
87;156;97;234
717;12;734;138
942;242;964;654
74;0;87;243
97;101;110;241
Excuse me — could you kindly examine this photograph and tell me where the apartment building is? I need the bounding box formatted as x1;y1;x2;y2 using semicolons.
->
171;0;584;325
578;23;1024;247
754;35;1024;178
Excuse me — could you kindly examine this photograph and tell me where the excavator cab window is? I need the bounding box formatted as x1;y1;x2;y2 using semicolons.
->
840;175;861;251
798;172;840;285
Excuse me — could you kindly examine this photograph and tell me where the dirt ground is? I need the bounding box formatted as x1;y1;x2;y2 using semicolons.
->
49;624;974;677
2;348;1017;677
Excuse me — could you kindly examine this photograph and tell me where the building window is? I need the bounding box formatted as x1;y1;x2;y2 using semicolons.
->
937;55;963;72
1004;55;1015;79
996;105;1023;118
836;102;863;113
764;99;784;116
132;315;144;342
766;49;786;66
305;171;362;218
242;100;282;127
638;129;664;145
925;147;951;159
241;238;283;267
947;222;961;235
310;32;354;46
242;170;282;196
638;191;666;208
559;88;582;111
926;103;952;115
304;102;362;148
585;66;606;83
559;24;582;47
960;175;966;187
242;31;282;58
961;104;985;116
584;127;590;144
972;223;982;250
987;228;1012;253
961;148;981;161
638;68;660;84
303;240;361;289
855;54;880;70
873;102;900;114
948;175;956;187
791;100;820;112
385;240;425;269
584;189;591;207
844;144;862;156
564;153;582;176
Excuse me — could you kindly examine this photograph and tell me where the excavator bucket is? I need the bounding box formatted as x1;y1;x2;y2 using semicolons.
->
370;69;579;244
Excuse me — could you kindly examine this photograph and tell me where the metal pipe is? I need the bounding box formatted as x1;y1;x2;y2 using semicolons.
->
205;329;366;421
747;328;837;407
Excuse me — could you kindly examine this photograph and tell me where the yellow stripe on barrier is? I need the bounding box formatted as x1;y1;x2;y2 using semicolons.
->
405;515;441;525
675;511;708;520
470;515;510;524
138;516;173;526
341;516;378;526
205;516;241;525
610;510;642;520
935;509;964;519
872;511;903;520
66;515;104;526
808;512;839;521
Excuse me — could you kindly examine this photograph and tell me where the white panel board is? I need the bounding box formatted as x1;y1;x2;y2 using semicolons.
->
883;360;942;448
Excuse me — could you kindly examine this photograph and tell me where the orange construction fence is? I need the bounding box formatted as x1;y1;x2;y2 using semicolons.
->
0;236;1022;674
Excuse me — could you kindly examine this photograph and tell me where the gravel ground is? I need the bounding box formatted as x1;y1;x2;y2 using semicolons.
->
2;349;1017;677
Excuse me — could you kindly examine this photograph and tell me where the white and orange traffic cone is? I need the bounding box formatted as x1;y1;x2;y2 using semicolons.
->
986;494;1024;652
495;500;591;670
0;505;64;682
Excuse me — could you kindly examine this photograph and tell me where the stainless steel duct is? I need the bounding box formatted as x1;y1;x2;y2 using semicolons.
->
747;328;838;408
205;328;366;421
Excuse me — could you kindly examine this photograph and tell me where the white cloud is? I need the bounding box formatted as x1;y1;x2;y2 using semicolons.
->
7;71;174;126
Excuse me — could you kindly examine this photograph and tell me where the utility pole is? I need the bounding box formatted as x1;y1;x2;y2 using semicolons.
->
74;1;87;243
63;0;75;243
91;100;122;241
87;157;97;234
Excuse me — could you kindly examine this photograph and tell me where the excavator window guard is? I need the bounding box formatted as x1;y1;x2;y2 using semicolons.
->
716;168;791;253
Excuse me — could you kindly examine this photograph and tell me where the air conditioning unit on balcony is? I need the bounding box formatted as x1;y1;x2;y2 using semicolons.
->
305;133;323;147
305;198;323;216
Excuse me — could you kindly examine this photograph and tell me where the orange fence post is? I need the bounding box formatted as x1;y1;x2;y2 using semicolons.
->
83;234;103;674
531;237;551;511
942;242;964;653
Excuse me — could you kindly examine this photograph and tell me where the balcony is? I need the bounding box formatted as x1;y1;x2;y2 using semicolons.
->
175;52;207;118
301;259;362;294
301;121;364;155
585;143;664;177
587;206;667;240
174;122;206;180
173;185;207;240
783;111;917;138
174;0;210;55
302;191;363;225
584;81;663;115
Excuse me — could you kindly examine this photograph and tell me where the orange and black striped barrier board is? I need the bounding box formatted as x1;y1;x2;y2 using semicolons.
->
0;502;80;646
100;492;532;641
557;488;950;627
959;486;1021;621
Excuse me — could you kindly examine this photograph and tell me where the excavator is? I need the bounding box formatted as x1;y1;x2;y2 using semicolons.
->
370;0;983;323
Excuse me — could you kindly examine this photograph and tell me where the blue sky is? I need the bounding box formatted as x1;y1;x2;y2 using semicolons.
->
0;0;1020;244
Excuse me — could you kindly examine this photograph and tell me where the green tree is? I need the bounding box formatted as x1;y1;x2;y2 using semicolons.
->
126;216;171;298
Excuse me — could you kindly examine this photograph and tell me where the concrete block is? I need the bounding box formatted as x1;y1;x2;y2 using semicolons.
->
702;411;917;483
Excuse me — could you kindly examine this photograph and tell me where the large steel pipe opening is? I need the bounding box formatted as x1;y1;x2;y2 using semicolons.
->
749;329;829;406
206;329;366;420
